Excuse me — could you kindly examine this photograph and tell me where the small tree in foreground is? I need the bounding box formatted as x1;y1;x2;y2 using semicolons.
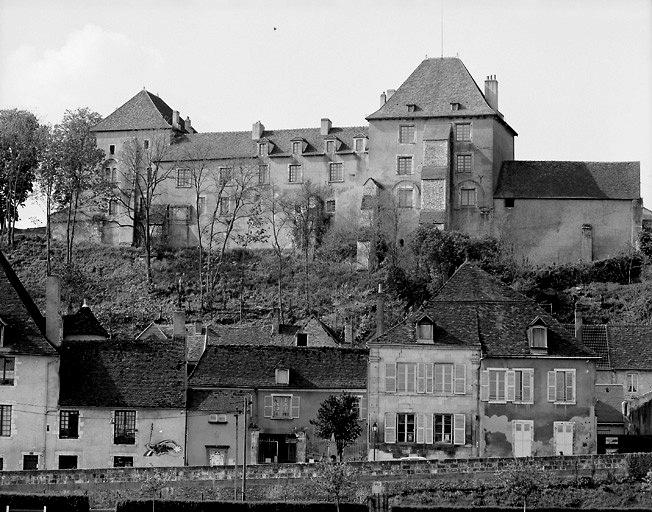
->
311;393;362;462
496;460;549;510
313;461;357;512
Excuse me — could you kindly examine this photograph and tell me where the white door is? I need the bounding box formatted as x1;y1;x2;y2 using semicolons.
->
554;422;574;455
513;420;533;457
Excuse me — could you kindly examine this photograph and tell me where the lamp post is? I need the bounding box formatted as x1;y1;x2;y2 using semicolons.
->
372;422;378;462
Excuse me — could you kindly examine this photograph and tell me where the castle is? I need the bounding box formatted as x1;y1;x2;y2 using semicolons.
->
55;57;642;265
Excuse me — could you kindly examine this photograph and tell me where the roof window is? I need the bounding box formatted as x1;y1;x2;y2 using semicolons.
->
296;333;308;347
416;317;434;342
450;102;462;111
406;104;417;113
275;368;290;384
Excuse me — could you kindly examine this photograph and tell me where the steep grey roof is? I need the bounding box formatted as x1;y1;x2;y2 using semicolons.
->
63;305;108;338
606;325;652;370
495;161;641;199
188;389;252;412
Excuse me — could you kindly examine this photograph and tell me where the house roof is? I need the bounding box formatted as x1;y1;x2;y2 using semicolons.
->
63;305;108;338
189;345;368;389
136;321;206;362
372;263;594;358
0;250;55;355
188;388;252;413
91;90;190;133
494;161;641;199
160;126;368;162
58;337;186;408
595;384;625;424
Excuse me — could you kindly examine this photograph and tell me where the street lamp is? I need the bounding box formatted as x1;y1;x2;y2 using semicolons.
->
372;422;378;462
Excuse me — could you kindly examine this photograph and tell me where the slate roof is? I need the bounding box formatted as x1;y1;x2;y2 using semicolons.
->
372;263;595;358
63;305;108;338
190;345;368;389
595;384;625;424
91;90;190;133
494;161;641;199
161;126;368;162
58;337;186;408
0;250;55;355
188;388;252;412
562;324;611;369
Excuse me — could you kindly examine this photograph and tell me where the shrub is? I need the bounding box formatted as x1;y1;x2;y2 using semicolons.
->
626;453;652;480
0;494;89;512
117;501;366;512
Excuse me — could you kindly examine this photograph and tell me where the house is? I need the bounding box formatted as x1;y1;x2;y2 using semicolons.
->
187;345;368;465
51;57;641;266
0;251;58;471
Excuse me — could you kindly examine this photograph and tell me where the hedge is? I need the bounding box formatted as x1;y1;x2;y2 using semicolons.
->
0;493;89;512
117;501;367;512
393;508;652;512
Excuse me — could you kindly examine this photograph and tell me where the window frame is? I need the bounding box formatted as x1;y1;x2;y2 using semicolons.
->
396;362;417;393
397;186;414;208
275;368;290;384
59;410;80;439
58;454;78;470
529;325;548;349
397;413;416;443
218;166;233;186
512;368;535;404
292;141;302;155
433;413;453;444
455;123;471;142
328;162;344;183
109;144;115;155
548;369;576;405
0;357;15;386
325;200;336;214
258;142;268;157
143;139;150;150
258;164;270;185
396;156;413;176
456;153;472;173
176;168;192;188
627;373;639;393
270;394;293;419
288;164;302;183
460;187;477;207
434;363;454;394
219;196;230;216
398;125;416;144
488;368;507;403
113;456;134;468
0;405;11;437
353;138;366;153
325;140;336;154
113;410;136;445
416;320;434;341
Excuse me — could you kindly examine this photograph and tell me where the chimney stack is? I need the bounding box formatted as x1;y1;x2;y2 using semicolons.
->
344;319;354;345
172;110;181;130
386;89;396;100
376;284;384;337
484;75;498;111
185;116;192;132
320;118;332;136
252;121;265;141
271;307;281;335
173;310;186;339
380;92;386;107
574;305;583;344
45;276;62;346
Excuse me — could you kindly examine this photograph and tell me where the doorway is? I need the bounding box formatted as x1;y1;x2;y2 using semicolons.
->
258;433;297;463
513;420;534;457
554;421;574;455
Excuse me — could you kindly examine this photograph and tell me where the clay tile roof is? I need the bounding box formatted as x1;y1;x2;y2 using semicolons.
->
91;90;184;132
63;306;108;338
189;345;368;389
188;388;251;412
581;325;611;369
494;161;641;199
207;324;300;347
595;383;625;424
432;262;527;303
606;325;652;370
0;250;55;355
58;337;186;408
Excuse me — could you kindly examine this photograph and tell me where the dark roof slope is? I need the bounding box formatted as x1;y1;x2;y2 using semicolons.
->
208;324;300;347
190;346;368;389
63;305;108;338
495;161;640;199
188;389;252;412
59;337;186;408
0;250;55;355
607;325;652;370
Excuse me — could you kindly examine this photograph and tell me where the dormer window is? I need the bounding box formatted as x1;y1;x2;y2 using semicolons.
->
325;140;335;154
275;368;290;385
258;142;268;156
416;317;434;342
292;141;302;155
296;333;308;347
353;138;366;153
527;317;548;351
406;104;417;113
450;102;461;111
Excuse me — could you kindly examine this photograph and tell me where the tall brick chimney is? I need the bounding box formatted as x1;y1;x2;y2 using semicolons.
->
484;75;498;111
379;92;386;107
185;116;192;132
172;110;181;130
252;121;265;141
320;118;332;136
45;276;62;347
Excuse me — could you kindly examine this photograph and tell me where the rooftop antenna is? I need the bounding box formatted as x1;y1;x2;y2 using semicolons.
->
440;0;444;58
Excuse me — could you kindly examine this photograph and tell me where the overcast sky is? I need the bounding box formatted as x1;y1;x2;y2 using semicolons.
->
1;0;650;227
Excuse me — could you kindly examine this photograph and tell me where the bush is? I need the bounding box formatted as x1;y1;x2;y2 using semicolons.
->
0;494;89;512
117;501;367;512
626;453;652;480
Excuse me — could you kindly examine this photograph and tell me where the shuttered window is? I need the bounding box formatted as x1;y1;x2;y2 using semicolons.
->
481;368;534;404
453;414;466;445
397;413;415;443
384;412;396;443
434;363;453;394
397;363;417;393
548;369;576;404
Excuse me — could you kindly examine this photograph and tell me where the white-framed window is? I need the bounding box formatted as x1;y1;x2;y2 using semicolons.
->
329;163;343;182
177;168;191;188
434;363;453;394
0;405;11;437
292;141;302;155
547;369;576;404
325;140;335;154
455;123;471;142
399;125;415;144
529;326;548;349
627;373;639;393
325;200;336;214
397;413;415;443
0;357;15;385
488;369;506;402
258;164;269;185
456;154;472;173
397;187;414;208
397;156;413;175
113;410;136;445
416;318;434;341
353;138;366;152
288;164;302;183
434;414;453;443
396;362;417;393
460;187;477;207
264;394;300;419
258;142;268;156
480;368;534;404
275;368;289;385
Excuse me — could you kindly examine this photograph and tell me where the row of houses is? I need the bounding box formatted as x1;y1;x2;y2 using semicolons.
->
1;250;651;470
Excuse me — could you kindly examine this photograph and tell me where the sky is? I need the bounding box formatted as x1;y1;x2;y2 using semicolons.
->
1;0;650;227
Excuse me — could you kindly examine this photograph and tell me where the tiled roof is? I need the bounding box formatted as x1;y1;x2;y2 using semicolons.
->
494;161;641;199
207;324;300;347
595;384;625;424
0;250;55;355
607;325;652;370
161;126;368;162
562;324;610;369
58;337;186;408
63;305;108;338
91;90;189;132
189;345;368;389
188;389;252;412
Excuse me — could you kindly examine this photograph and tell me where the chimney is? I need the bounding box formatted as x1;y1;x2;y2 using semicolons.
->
386;89;396;100
581;224;594;261
172;110;180;130
252;121;265;141
375;284;384;337
344;320;354;345
380;92;386;107
574;305;583;345
484;75;498;111
45;276;62;346
271;307;281;335
173;310;186;339
320;118;332;136
185;116;192;132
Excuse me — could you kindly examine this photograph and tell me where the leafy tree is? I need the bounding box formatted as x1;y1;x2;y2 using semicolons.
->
311;393;362;461
37;124;63;274
312;461;357;512
640;225;652;260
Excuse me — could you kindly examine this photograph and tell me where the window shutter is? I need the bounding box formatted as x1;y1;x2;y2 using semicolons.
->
480;370;490;401
385;364;396;393
453;414;465;445
263;395;272;418
384;412;396;443
506;370;516;402
567;371;576;404
416;414;425;443
426;364;434;393
290;396;300;418
547;371;557;402
522;369;534;404
454;364;466;395
434;364;443;393
425;413;434;444
359;395;368;420
417;363;426;393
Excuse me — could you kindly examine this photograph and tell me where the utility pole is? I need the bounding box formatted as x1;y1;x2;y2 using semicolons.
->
241;396;249;501
234;410;239;500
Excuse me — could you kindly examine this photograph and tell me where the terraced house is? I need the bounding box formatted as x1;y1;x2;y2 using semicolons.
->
54;57;642;265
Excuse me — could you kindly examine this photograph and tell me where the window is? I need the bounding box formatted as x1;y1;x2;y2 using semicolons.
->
385;363;396;392
450;102;461;111
513;369;534;403
627;373;639;393
354;138;365;152
197;196;206;216
329;163;343;182
114;456;133;467
434;363;454;394
547;369;576;404
109;144;115;155
325;200;336;214
529;326;547;349
456;154;472;172
0;357;15;385
219;197;230;216
59;410;79;439
397;187;413;208
219;167;232;185
406;104;417;113
275;368;290;384
460;188;476;207
434;414;453;443
22;454;38;470
108;199;118;216
325;140;335;154
396;363;417;393
258;164;269;185
504;198;515;208
292;141;302;154
176;168;191;188
143;139;150;150
397;156;413;175
258;142;268;156
455;123;471;141
58;455;77;470
272;395;292;419
114;410;136;445
0;405;10;436
288;164;302;183
489;369;506;402
416;319;434;341
397;413;415;443
399;125;415;143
